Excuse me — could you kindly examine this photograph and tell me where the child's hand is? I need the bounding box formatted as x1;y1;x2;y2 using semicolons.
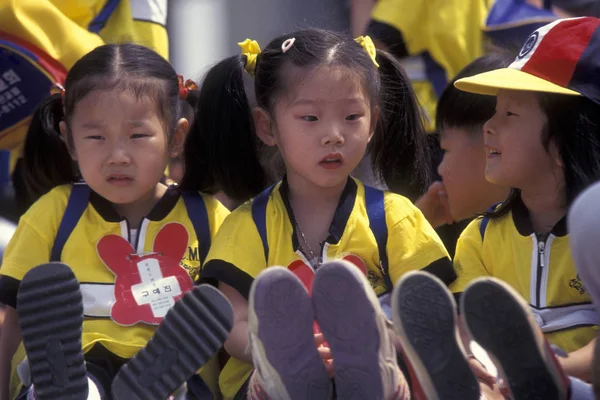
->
314;333;334;378
467;355;497;388
415;181;453;228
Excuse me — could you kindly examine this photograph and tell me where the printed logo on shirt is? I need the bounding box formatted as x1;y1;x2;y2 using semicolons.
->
569;274;587;295
180;245;201;277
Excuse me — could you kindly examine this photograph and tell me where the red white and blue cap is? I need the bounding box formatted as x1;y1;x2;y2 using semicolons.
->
455;17;600;104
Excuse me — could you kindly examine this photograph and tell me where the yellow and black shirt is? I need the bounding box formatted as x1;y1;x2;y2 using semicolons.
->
0;184;229;398
451;196;597;353
201;177;455;399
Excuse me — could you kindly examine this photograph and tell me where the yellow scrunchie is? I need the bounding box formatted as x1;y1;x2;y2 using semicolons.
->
355;35;380;68
238;38;261;76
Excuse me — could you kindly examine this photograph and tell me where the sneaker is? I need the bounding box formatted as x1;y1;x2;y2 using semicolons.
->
392;270;480;400
248;266;331;400
460;277;570;400
17;262;88;400
312;260;406;400
111;284;233;400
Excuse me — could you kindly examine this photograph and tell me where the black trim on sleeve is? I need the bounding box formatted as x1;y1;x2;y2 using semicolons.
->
0;275;20;308
200;260;255;299
421;257;457;286
366;20;409;59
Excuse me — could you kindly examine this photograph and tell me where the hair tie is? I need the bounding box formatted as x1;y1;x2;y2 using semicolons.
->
178;74;198;100
354;36;379;68
50;83;65;101
281;38;296;53
238;38;262;76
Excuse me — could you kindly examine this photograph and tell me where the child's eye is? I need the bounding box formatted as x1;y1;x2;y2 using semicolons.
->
85;135;105;140
506;111;518;117
301;115;318;122
346;114;362;121
131;133;150;139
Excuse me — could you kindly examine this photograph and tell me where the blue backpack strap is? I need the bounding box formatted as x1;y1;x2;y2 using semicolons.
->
182;191;211;266
364;185;393;291
479;217;491;241
51;183;91;262
479;203;501;241
88;0;121;33
251;185;275;263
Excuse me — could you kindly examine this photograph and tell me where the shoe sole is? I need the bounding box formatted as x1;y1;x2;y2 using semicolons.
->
250;267;330;400
392;271;480;400
312;261;392;400
111;284;233;400
17;262;88;400
461;279;561;400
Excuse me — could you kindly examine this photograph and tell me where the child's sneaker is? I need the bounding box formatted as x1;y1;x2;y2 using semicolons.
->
392;270;480;400
111;284;233;400
247;266;331;400
460;277;570;400
17;262;88;400
312;260;407;400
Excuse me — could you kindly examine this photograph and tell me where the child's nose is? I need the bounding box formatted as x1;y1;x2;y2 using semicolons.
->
321;126;345;146
107;144;132;165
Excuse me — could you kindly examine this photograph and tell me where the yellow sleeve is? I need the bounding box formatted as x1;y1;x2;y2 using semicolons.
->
449;218;491;293
370;0;487;81
0;186;69;281
201;203;265;298
0;0;104;70
100;0;169;60
371;0;428;55
385;194;454;286
203;194;230;239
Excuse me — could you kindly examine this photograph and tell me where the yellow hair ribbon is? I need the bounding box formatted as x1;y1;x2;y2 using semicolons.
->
354;36;380;68
238;38;262;76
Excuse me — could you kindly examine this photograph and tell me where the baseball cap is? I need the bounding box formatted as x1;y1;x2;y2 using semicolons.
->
455;17;600;104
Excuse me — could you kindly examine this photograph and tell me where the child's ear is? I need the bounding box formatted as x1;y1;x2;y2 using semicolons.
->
549;138;563;168
170;118;189;158
59;121;77;161
368;106;379;142
253;107;277;146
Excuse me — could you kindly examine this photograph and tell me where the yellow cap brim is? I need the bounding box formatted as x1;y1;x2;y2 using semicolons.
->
454;68;581;97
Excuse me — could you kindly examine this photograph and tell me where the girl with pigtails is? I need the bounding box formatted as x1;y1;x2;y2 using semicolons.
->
198;29;457;400
0;43;234;400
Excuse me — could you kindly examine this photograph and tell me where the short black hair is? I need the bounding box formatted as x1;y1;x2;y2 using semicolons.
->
436;51;514;135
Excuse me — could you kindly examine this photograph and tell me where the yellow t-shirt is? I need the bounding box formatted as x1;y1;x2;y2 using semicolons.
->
0;184;229;398
451;197;597;353
369;0;492;131
202;178;454;399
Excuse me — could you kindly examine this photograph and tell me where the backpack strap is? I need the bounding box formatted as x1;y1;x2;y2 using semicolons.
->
479;216;491;241
251;185;275;263
364;185;393;291
479;203;501;241
182;191;211;266
51;183;91;262
88;0;121;33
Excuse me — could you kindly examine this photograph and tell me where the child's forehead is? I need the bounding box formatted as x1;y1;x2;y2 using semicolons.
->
281;65;370;106
496;89;539;107
74;88;157;111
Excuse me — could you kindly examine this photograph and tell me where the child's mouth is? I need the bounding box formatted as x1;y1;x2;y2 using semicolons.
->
319;154;344;169
107;175;134;185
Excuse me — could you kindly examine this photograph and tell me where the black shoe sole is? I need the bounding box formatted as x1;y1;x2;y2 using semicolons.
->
17;262;88;400
111;284;233;400
393;272;480;400
461;279;561;400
